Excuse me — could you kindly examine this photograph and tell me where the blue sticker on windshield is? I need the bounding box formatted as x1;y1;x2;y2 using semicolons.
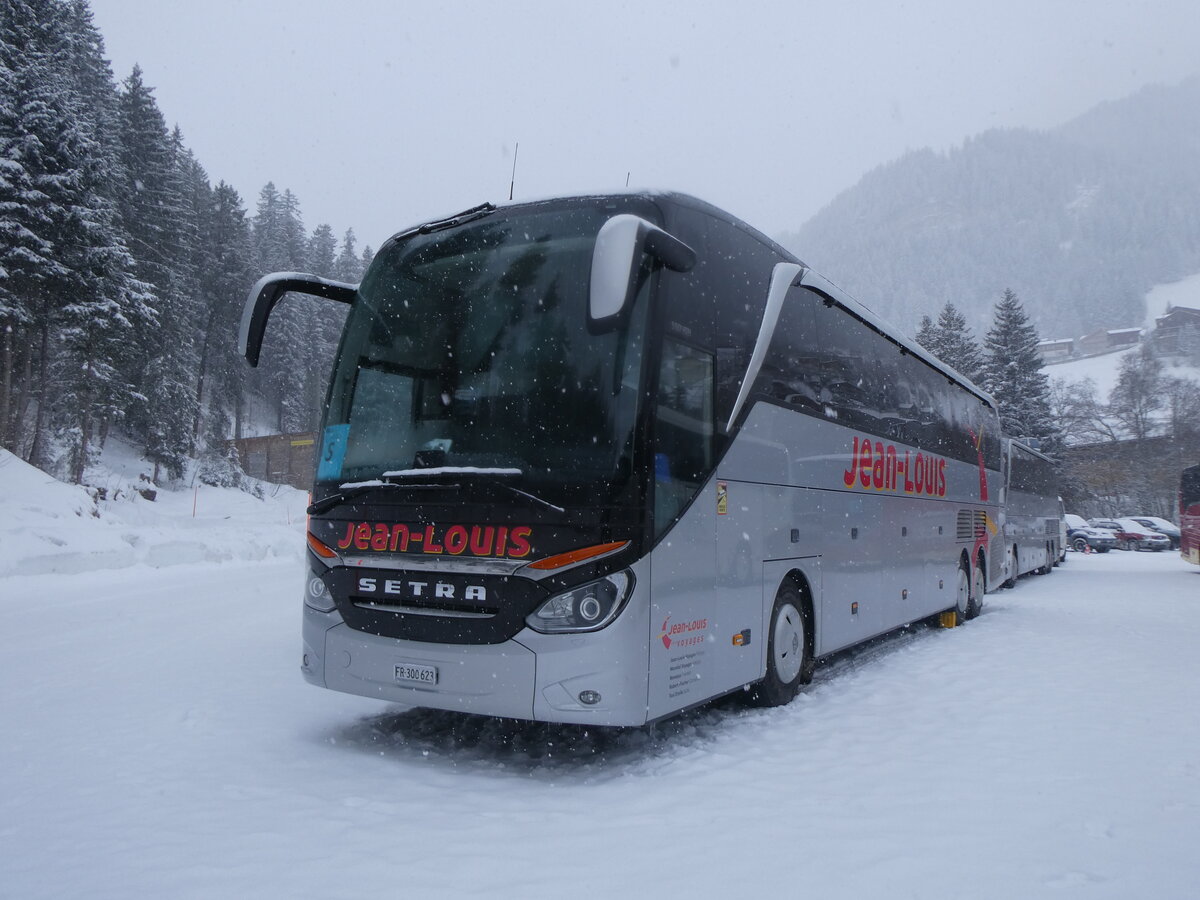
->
317;424;350;481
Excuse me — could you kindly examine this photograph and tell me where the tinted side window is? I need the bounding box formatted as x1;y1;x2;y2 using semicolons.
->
1010;448;1055;496
759;287;999;467
661;207;776;437
653;338;715;534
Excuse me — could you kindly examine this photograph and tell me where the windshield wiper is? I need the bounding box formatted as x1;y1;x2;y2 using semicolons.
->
487;482;566;515
309;469;566;517
379;467;566;515
306;481;454;516
415;203;496;236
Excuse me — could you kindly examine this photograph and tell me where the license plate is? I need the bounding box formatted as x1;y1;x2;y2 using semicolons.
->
395;662;438;685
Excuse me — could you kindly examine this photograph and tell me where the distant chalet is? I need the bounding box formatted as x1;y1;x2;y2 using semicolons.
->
1154;306;1200;356
1035;304;1200;364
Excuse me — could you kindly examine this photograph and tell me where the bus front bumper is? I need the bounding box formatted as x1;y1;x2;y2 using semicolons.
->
302;600;652;727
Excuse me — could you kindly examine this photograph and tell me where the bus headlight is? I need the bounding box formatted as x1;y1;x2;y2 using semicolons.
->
305;573;337;613
526;571;633;633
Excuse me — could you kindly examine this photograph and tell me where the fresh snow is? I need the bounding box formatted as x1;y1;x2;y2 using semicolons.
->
1045;343;1200;399
0;446;308;578
1044;344;1141;397
2;452;1199;898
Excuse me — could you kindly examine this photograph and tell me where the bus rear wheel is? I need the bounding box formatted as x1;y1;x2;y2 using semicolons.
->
968;556;985;619
750;583;811;707
955;556;971;622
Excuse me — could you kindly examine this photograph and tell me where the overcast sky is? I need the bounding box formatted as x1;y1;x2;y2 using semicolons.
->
89;0;1199;252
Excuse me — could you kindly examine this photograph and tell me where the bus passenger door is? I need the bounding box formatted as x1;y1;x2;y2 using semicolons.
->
647;339;759;717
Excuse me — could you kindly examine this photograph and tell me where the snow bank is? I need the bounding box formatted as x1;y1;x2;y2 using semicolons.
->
0;448;307;578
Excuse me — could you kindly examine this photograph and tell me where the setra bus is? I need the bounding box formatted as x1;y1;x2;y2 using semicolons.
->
1000;438;1062;583
240;193;1005;726
1181;464;1200;566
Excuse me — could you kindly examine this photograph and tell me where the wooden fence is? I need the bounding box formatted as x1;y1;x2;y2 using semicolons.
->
229;432;317;490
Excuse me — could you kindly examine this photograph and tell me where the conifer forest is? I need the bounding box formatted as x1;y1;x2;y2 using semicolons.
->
1;0;363;484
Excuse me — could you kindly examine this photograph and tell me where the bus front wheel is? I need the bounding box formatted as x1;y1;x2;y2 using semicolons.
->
750;583;812;706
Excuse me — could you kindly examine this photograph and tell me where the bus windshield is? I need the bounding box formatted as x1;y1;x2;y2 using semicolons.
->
321;204;650;507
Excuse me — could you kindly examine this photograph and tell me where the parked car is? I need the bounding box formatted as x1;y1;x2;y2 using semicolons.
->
1064;514;1117;553
1128;516;1181;550
1088;518;1171;551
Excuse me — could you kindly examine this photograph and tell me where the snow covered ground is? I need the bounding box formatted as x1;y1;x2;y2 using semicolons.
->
1044;343;1140;397
2;451;1199;899
0;444;308;578
1045;342;1200;400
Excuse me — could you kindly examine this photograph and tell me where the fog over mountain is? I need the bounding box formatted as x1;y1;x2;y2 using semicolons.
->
781;76;1200;342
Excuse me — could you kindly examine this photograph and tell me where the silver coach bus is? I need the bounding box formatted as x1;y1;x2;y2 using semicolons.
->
241;193;1004;726
1000;438;1062;583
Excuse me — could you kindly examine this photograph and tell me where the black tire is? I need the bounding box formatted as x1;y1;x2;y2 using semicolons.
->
967;555;985;619
1072;537;1088;553
954;555;971;623
750;583;812;706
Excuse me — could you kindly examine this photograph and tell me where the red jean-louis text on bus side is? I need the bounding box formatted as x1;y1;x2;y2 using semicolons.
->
842;436;946;497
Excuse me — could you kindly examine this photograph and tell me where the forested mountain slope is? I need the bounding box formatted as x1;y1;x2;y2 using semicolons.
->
781;76;1200;341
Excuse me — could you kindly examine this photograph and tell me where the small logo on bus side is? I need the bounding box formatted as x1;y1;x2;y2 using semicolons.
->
658;616;708;650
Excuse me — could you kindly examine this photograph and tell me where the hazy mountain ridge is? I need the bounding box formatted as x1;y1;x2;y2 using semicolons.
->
781;76;1200;341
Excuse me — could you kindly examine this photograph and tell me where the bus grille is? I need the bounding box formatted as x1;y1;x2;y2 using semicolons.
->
325;567;546;645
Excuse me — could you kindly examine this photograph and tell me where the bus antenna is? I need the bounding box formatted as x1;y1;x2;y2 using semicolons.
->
626;171;631;187
509;142;519;201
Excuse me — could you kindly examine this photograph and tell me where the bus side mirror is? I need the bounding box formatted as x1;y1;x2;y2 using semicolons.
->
239;272;357;367
589;215;695;327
